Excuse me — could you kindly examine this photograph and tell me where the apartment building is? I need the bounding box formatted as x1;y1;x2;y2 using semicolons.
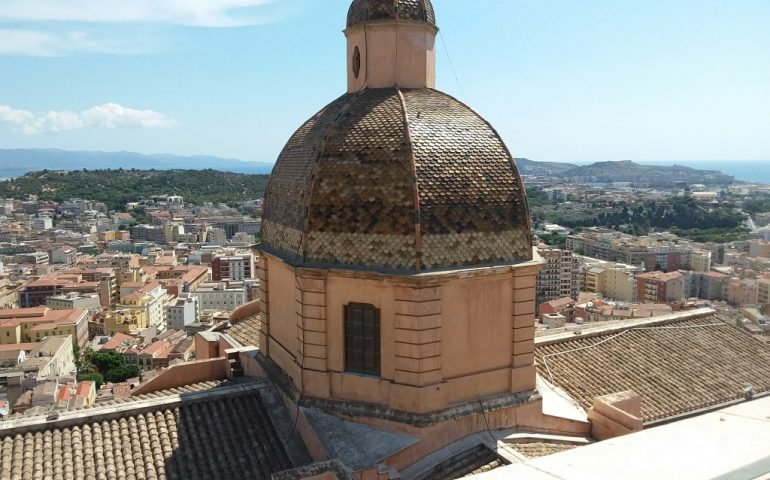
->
46;293;101;312
636;271;685;304
50;246;78;265
193;281;248;311
166;294;200;331
118;282;169;329
759;277;770;306
750;240;770;259
211;251;255;281
690;250;712;272
727;279;758;307
567;229;696;272
0;307;89;348
536;246;581;309
580;259;639;303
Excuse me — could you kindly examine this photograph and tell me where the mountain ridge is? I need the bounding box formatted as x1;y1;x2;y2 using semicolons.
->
0;149;736;186
0;148;274;177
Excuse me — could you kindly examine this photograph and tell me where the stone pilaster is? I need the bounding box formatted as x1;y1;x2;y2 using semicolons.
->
511;266;538;393
393;286;442;387
257;253;270;355
296;274;328;373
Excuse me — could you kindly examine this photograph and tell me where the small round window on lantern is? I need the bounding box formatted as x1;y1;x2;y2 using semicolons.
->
353;46;361;79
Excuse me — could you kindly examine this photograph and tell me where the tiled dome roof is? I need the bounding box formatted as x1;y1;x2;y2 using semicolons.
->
347;0;436;29
261;88;532;274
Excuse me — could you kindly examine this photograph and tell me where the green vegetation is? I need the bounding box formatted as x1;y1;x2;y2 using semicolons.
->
744;193;770;215
666;226;751;243
75;348;140;386
0;169;269;211
530;196;750;242
525;187;556;209
537;232;567;247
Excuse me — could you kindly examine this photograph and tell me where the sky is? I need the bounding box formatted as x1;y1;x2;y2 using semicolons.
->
0;0;769;165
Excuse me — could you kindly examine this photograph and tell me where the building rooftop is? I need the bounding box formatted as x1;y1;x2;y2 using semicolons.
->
542;297;576;310
0;378;300;479
472;395;770;480
227;313;261;348
636;271;684;281
101;333;137;351
535;309;770;424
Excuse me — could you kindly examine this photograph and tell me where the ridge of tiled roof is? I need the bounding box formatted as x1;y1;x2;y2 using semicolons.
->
535;309;770;423
1;378;249;424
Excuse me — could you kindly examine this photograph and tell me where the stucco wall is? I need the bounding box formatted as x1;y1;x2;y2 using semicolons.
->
346;22;436;92
261;251;543;414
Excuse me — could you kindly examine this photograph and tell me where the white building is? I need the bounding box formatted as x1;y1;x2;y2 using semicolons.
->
193;281;247;311
690;250;712;273
22;336;76;380
46;293;101;312
51;246;78;265
33;217;53;231
119;282;169;329
207;228;227;246
166;294;200;331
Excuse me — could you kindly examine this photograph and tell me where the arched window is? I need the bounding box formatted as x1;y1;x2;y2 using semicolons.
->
344;303;380;376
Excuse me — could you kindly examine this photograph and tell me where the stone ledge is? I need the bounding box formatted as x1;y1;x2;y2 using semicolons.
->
254;352;540;428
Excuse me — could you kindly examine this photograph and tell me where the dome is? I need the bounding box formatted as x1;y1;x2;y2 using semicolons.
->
261;88;533;274
347;0;436;29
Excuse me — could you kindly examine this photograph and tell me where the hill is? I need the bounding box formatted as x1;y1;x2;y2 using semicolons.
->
561;160;734;186
0;149;274;178
515;158;578;176
0;169;268;211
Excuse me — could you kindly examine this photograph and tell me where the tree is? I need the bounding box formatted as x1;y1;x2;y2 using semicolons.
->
74;345;94;375
104;365;140;383
91;351;124;374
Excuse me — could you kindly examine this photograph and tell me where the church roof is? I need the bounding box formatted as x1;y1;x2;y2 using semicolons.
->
347;0;436;29
535;310;770;424
0;379;297;480
261;87;532;274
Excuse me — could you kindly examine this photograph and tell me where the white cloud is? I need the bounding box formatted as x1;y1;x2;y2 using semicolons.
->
0;103;177;135
0;29;160;56
0;0;278;28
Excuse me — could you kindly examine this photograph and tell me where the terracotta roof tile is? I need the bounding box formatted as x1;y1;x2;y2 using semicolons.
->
535;313;770;423
0;380;293;479
511;442;580;459
228;313;261;348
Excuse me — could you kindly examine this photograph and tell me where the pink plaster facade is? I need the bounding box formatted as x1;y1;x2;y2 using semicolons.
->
345;22;437;92
258;250;543;415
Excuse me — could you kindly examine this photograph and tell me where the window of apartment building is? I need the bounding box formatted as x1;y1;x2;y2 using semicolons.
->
344;303;380;377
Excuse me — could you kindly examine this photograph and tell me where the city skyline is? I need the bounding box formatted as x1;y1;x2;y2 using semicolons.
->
0;0;769;164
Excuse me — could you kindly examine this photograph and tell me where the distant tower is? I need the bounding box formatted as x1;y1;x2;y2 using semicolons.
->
257;0;545;464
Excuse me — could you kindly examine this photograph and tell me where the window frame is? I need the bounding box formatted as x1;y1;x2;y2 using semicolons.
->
344;302;381;377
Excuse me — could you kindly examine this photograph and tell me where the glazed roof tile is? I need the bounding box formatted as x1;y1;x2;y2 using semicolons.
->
262;88;532;273
347;0;436;28
535;312;770;423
